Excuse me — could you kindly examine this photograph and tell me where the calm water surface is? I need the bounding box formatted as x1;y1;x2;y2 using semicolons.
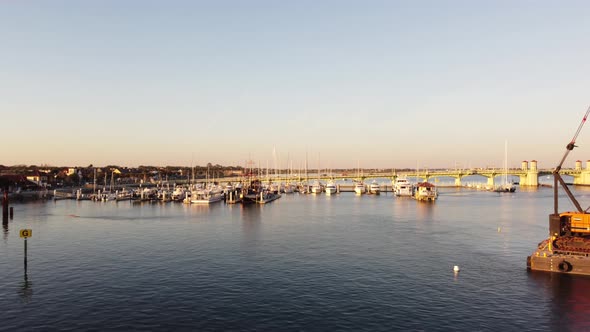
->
2;187;590;331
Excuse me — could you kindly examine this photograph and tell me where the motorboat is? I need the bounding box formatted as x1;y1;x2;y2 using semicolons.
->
190;187;224;204
282;182;295;194
325;180;337;195
311;181;323;194
171;187;188;201
369;180;380;195
354;181;366;195
393;178;413;197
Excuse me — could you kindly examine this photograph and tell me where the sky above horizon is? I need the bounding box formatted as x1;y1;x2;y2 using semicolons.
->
3;1;590;169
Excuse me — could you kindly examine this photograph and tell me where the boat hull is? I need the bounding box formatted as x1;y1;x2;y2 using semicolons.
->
414;195;437;201
528;235;590;276
394;189;413;197
311;187;323;194
190;193;224;204
259;193;281;204
414;183;437;201
369;187;380;195
493;187;516;193
527;253;590;276
243;192;281;204
190;197;223;204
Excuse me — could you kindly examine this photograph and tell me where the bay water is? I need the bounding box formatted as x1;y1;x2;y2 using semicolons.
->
2;187;590;331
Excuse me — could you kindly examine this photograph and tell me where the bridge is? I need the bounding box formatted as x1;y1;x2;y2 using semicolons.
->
204;160;590;187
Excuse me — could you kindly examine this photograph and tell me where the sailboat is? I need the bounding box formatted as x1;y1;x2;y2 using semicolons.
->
311;153;323;194
241;160;281;204
354;161;366;195
493;140;516;193
325;167;337;195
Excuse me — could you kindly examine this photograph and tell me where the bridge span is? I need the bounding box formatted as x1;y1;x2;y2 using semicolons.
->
208;160;590;187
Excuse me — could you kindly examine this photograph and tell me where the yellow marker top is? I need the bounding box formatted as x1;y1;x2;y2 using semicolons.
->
19;229;32;238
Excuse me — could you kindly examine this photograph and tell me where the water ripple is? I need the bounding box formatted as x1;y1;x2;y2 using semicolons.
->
0;189;583;331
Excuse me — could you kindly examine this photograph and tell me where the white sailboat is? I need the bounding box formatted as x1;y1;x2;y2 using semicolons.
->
311;153;323;194
494;140;516;193
354;161;365;195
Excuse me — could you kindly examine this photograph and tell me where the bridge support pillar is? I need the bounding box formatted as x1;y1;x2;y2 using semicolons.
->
454;177;461;187
519;174;527;186
487;177;495;187
519;171;539;186
573;170;590;185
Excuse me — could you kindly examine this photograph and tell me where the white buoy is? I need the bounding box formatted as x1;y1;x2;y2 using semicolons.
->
453;265;460;273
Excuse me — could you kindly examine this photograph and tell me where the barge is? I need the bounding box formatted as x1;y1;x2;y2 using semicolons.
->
528;106;590;275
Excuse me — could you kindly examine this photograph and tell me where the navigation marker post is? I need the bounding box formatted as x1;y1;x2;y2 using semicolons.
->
20;229;32;275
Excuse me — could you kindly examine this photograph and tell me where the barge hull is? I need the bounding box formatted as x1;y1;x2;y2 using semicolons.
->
528;252;590;276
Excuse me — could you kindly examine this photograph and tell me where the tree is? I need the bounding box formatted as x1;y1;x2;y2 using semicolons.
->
65;173;80;186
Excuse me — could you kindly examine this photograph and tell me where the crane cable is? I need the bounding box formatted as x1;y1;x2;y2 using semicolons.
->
557;105;590;171
553;105;590;214
571;106;590;145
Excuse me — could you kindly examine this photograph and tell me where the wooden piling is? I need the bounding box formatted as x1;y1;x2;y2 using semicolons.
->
2;190;8;221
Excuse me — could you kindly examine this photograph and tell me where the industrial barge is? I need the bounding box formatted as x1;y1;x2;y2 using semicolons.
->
527;107;590;275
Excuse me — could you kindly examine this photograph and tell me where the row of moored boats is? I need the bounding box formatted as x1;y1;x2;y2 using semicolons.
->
55;177;439;204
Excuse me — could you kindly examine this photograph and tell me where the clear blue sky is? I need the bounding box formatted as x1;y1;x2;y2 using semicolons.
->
3;1;590;169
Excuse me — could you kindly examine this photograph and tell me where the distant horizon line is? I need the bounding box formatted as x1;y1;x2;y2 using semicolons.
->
0;159;569;171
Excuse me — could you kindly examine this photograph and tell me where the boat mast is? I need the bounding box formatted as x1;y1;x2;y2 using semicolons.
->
273;147;278;184
93;168;96;195
192;166;195;189
317;153;321;182
305;152;308;183
504;140;508;185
